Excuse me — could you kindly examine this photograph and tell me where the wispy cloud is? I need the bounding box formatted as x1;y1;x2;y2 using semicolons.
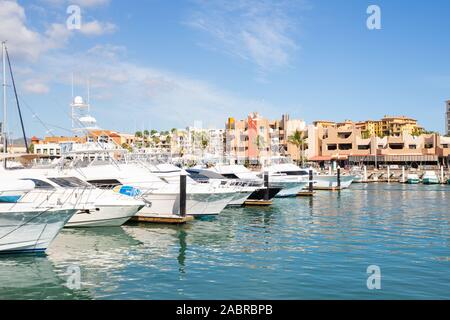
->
39;0;110;8
3;1;274;133
79;20;117;36
0;0;70;61
185;0;305;75
32;45;274;130
0;0;116;61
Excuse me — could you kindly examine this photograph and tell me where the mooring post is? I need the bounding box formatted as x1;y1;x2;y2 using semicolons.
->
363;165;368;182
180;174;187;217
337;167;341;188
309;169;314;192
387;166;390;183
264;172;270;201
402;166;405;183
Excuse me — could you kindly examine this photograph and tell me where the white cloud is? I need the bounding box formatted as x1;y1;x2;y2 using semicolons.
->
0;1;70;61
39;0;110;8
72;0;110;7
186;0;303;73
0;0;115;62
24;44;274;130
79;20;117;36
23;81;50;94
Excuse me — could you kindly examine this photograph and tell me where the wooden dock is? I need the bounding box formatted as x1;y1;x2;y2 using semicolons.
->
297;191;315;197
313;186;344;191
244;199;273;206
131;214;194;224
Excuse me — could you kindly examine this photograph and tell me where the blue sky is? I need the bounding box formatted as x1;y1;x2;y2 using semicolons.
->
1;0;450;137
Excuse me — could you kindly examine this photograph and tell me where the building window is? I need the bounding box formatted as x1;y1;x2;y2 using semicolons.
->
327;144;337;151
409;145;417;149
338;143;353;150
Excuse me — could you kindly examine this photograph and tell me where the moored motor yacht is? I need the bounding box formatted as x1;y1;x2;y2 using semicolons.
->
422;171;439;185
0;178;82;254
192;164;283;200
263;158;354;190
64;162;236;216
2;169;144;227
406;173;420;184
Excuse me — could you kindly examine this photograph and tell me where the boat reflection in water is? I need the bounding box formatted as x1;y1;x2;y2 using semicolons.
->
0;255;91;299
46;227;142;298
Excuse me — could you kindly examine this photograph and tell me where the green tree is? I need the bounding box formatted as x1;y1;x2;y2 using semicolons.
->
143;130;149;137
150;129;158;136
288;130;307;167
361;130;371;139
121;143;132;152
135;131;143;138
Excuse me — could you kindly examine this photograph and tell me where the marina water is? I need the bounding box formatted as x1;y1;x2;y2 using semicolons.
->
1;183;449;299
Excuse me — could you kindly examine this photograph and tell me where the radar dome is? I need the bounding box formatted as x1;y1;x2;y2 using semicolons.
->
74;96;84;104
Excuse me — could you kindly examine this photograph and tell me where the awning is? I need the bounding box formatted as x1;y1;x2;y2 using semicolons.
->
309;156;332;161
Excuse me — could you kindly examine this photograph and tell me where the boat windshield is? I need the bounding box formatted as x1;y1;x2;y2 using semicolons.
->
21;178;56;190
48;177;92;188
280;171;309;176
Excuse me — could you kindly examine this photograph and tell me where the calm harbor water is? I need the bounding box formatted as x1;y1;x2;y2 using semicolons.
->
1;183;449;300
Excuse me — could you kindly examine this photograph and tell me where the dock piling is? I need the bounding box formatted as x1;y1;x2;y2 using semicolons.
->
309;169;313;192
337;167;341;188
180;174;187;217
264;172;270;201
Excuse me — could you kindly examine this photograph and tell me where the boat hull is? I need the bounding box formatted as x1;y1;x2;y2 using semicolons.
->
313;175;354;190
0;208;76;254
65;205;143;228
275;181;309;197
139;191;235;217
247;187;281;200
227;191;253;206
422;178;439;185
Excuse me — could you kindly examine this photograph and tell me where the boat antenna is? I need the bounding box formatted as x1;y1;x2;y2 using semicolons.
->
5;44;29;152
87;77;90;112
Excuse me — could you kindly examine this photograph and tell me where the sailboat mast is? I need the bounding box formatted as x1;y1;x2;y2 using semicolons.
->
2;41;7;164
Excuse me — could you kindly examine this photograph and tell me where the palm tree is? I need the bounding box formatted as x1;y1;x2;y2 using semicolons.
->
288;130;306;167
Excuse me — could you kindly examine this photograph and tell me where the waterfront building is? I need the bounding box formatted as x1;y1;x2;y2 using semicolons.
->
225;113;306;165
446;100;450;136
306;119;450;167
355;116;423;137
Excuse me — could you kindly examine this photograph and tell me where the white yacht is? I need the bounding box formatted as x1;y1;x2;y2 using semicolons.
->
422;171;439;185
186;168;259;206
264;158;354;190
2;169;144;227
207;163;309;197
64;162;236;216
0;178;81;253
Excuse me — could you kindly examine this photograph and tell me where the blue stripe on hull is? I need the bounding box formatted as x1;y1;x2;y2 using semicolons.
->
0;248;47;255
0;196;21;203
